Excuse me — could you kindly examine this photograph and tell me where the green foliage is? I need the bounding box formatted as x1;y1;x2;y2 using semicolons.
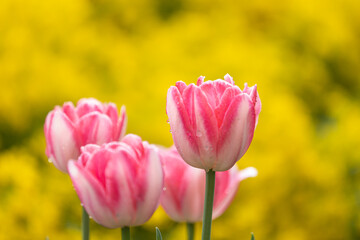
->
0;0;360;239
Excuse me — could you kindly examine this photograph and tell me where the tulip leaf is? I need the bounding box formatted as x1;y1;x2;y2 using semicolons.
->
156;227;163;240
251;232;255;240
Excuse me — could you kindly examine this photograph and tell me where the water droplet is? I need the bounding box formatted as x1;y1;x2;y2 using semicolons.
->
163;187;167;191
89;216;93;219
169;130;172;133
196;130;202;137
48;158;53;163
80;203;84;206
166;119;170;124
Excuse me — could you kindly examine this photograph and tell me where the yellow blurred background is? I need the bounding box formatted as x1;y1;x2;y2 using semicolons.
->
1;0;360;239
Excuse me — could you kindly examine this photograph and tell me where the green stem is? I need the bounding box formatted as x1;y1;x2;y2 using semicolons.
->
187;222;195;240
251;232;255;240
82;206;90;240
121;226;130;240
201;169;216;240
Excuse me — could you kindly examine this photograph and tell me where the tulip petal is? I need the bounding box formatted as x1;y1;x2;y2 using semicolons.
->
242;84;261;127
200;80;234;110
181;84;196;129
224;74;234;85
68;161;116;228
104;153;135;227
121;134;144;160
238;167;258;181
84;149;112;189
160;149;189;222
166;86;201;168
117;105;127;140
77;112;113;145
175;81;187;94
199;81;220;110
215;87;241;128
213;167;240;219
251;86;261;127
216;94;256;171
162;161;203;223
181;169;205;222
44;111;54;158
196;76;205;86
45;110;80;173
76;98;104;117
213;166;257;218
193;87;219;170
78;144;101;166
105;103;119;139
132;145;163;225
62;102;78;122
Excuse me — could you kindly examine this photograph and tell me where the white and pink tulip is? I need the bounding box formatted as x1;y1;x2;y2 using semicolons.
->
160;147;257;222
44;98;127;173
68;134;164;228
166;74;261;171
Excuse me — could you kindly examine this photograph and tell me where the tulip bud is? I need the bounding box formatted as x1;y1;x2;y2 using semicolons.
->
166;74;261;171
68;134;164;228
44;98;127;173
160;147;257;222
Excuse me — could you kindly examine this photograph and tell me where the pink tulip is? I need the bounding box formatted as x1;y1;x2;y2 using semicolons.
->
68;134;164;228
166;74;261;171
44;98;127;173
160;147;257;222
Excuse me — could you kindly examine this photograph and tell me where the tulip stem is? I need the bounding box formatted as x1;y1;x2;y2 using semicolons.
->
121;226;130;240
201;169;215;240
82;206;90;240
187;222;195;240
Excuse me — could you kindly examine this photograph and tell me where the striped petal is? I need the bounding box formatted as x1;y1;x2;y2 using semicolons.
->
68;160;116;228
212;166;240;219
223;74;234;85
166;86;201;168
45;110;80;173
180;169;205;222
117;105;127;140
214;86;241;128
160;149;189;222
243;84;261;127
216;94;256;171
105;103;119;139
176;81;188;94
62;102;78;122
76;98;104;117
104;152;136;227
132;145;163;225
193;87;219;170
77;112;113;145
